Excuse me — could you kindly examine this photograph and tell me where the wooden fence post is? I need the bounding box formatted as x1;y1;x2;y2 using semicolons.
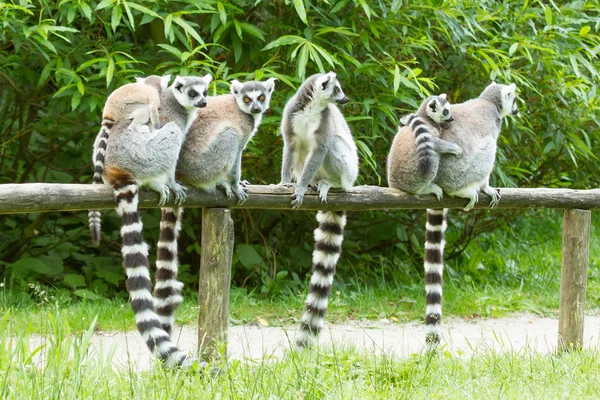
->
198;207;234;361
558;209;591;352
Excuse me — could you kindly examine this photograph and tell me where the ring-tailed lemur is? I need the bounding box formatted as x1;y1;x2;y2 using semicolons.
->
88;75;169;245
87;75;212;244
154;78;276;335
424;82;519;350
387;94;461;199
279;72;359;348
93;75;212;369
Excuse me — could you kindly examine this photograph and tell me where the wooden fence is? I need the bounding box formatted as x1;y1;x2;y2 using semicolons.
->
1;183;598;356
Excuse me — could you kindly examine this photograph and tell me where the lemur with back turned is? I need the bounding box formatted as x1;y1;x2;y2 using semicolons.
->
422;82;519;350
279;72;359;348
387;94;461;199
91;74;212;370
152;78;276;336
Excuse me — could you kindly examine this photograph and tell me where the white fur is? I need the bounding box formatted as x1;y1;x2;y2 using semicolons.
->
314;229;344;246
312;250;340;269
310;272;334;287
120;222;143;235
126;266;151;279
121;243;149;258
424;261;443;274
154;295;184;309
306;293;329;310
155;279;184;290
425;221;447;232
156;260;178;271
425;283;443;295
129;289;153;301
426;303;442;316
316;211;346;226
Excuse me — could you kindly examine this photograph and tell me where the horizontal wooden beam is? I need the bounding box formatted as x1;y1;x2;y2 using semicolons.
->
1;183;599;214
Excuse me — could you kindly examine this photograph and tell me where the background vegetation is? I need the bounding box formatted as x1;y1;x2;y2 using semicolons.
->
0;0;599;307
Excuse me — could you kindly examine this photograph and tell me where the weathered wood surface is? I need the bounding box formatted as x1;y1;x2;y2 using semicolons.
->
1;183;600;213
558;209;591;352
197;208;234;361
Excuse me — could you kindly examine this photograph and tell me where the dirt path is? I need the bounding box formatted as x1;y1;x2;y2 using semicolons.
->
30;314;600;371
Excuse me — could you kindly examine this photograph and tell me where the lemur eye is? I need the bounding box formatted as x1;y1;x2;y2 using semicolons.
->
244;97;250;103
258;95;265;102
443;109;449;116
188;90;198;98
334;87;340;94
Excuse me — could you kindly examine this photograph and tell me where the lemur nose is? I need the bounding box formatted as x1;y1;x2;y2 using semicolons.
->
197;99;207;108
251;106;261;114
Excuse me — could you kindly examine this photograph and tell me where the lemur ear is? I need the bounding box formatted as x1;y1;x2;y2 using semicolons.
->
321;76;331;90
202;74;213;85
230;80;243;95
440;93;447;100
173;76;185;92
265;77;277;94
428;98;439;113
160;75;171;91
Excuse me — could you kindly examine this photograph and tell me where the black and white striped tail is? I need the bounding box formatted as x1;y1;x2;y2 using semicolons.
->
411;117;436;177
154;207;184;335
115;184;195;368
88;122;111;245
296;210;346;348
424;208;447;350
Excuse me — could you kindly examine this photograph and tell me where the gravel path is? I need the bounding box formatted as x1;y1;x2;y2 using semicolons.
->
29;314;600;371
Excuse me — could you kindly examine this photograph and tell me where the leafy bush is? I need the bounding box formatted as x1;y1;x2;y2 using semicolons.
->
0;0;598;298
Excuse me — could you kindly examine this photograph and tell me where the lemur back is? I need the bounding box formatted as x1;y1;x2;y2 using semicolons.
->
153;78;275;336
88;75;169;244
86;75;212;371
387;95;460;199
280;72;358;348
423;82;519;351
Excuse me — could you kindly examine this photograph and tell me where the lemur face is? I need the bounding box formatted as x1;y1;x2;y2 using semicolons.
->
172;74;213;109
316;72;349;105
500;83;518;117
427;94;453;124
231;78;277;115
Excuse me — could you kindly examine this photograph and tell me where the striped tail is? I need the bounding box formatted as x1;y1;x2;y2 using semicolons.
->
424;208;447;350
88;122;111;245
296;210;346;348
154;207;185;335
411;117;436;177
113;182;197;368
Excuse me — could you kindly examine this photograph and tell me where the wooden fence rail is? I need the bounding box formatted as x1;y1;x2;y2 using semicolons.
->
0;183;596;355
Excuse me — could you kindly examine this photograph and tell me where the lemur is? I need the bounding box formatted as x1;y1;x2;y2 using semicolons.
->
90;75;212;370
279;72;359;348
387;94;461;199
153;78;276;336
423;82;519;350
88;75;168;245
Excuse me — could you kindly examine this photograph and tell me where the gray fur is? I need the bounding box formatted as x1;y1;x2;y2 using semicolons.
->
387;95;460;200
434;82;518;210
176;78;276;204
280;72;358;207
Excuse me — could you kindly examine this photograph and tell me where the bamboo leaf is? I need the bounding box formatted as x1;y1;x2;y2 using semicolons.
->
292;0;308;25
217;1;227;25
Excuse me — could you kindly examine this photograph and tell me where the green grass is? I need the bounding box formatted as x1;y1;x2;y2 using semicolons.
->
2;210;598;333
0;315;599;399
0;211;599;398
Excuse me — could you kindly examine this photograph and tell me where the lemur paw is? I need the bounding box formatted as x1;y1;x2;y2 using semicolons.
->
463;192;478;211
279;181;296;188
291;186;307;209
240;180;251;187
221;184;233;199
171;183;187;205
453;147;463;158
432;188;443;202
135;125;151;134
234;185;249;205
157;186;170;207
487;189;501;208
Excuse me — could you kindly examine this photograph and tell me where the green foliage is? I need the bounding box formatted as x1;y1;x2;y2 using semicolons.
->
0;0;599;298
